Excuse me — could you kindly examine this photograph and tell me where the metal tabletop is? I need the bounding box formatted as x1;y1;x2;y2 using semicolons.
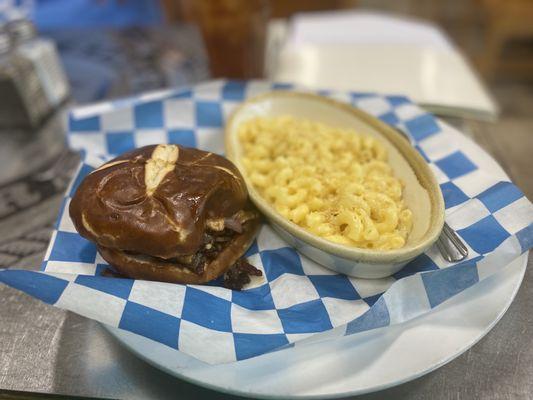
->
0;26;532;400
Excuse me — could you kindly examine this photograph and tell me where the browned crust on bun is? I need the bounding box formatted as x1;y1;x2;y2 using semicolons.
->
69;144;248;259
97;216;260;284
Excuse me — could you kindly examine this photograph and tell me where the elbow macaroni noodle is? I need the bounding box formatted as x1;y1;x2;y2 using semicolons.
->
239;116;413;250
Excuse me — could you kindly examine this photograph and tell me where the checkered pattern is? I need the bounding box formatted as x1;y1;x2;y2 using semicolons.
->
1;80;532;365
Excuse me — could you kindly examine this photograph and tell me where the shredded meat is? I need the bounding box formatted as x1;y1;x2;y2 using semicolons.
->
102;268;126;278
223;258;263;290
206;210;258;234
222;217;243;233
135;228;238;275
112;223;261;287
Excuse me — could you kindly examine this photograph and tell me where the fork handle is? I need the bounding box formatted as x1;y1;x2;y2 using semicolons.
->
436;222;469;262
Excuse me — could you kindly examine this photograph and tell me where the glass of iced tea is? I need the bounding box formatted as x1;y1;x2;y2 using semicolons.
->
186;0;269;79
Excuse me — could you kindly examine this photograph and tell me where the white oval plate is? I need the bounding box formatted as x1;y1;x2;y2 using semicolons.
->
105;121;527;398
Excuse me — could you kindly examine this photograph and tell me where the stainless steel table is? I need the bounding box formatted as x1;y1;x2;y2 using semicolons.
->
0;27;531;396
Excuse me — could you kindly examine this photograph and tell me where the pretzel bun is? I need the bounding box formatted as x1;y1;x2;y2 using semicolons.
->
69;144;259;284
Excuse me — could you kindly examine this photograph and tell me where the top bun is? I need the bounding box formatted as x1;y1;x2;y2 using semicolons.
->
69;144;248;259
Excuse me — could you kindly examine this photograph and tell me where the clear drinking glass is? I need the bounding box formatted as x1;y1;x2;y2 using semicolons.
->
187;0;269;79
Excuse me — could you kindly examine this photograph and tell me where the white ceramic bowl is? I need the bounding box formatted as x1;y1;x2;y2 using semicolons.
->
225;92;444;278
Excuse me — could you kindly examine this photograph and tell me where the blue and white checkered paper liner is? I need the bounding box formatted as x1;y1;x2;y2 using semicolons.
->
1;80;532;364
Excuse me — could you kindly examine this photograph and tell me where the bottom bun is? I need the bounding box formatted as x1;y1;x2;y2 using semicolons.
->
98;217;260;284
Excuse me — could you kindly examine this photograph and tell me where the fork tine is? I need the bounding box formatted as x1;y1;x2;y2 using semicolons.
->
436;236;454;263
443;223;468;257
436;223;469;262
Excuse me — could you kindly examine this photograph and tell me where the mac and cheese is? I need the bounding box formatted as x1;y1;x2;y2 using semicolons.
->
239;116;413;250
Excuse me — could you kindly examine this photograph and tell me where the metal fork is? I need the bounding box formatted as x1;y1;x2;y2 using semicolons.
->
436;222;469;262
393;128;468;262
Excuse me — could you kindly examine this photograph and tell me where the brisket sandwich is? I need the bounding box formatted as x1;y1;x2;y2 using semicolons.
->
69;144;261;286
